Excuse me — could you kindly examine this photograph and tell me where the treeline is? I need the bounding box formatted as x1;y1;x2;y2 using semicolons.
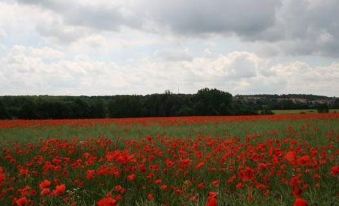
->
236;94;339;111
1;88;337;119
0;88;256;119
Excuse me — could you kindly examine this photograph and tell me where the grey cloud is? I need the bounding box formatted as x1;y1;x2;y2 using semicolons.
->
15;0;140;31
251;0;339;57
142;0;339;57
10;0;339;57
36;21;87;43
142;0;280;36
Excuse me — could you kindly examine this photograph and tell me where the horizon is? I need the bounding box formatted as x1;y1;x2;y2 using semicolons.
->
0;0;338;96
0;91;336;98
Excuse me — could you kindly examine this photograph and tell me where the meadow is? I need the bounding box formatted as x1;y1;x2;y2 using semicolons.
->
0;114;338;206
272;109;339;114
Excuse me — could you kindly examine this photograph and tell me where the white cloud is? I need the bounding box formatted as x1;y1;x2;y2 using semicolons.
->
0;0;338;96
1;45;337;96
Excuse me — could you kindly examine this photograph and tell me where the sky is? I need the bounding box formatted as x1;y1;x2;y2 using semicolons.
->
0;0;338;96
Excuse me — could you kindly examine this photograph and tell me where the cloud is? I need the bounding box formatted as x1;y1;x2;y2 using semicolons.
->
0;46;120;94
0;0;338;96
141;0;339;57
254;0;339;57
154;48;193;62
140;0;280;36
8;0;339;57
1;45;337;96
15;0;141;31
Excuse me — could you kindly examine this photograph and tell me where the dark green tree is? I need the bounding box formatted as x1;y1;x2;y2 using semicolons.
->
0;100;9;119
193;88;232;115
317;104;329;113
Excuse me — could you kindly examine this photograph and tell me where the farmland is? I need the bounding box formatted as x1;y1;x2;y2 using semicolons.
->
272;109;339;114
0;114;338;206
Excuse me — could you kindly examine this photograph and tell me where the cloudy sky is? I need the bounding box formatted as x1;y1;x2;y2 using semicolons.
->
0;0;338;96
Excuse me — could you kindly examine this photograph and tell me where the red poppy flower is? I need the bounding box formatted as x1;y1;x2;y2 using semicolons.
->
147;193;155;201
196;162;205;169
39;179;51;190
86;170;96;180
331;166;339;176
97;196;117;206
206;192;218;206
285;151;297;163
52;184;66;196
0;167;5;184
294;198;308;206
160;184;168;190
297;155;311;166
127;174;136;182
15;197;29;206
40;188;51;196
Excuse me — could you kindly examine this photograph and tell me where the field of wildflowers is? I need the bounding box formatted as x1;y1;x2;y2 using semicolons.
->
0;114;338;206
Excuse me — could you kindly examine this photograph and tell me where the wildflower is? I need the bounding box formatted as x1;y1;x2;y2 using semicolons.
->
39;179;51;190
0;167;5;184
196;162;205;169
285;151;297;163
239;167;255;182
212;180;220;188
293;198;308;206
147;193;155;201
160;184;168;190
165;159;175;168
114;185;123;192
297;155;311;166
154;179;162;185
52;184;66;196
15;197;29;206
179;158;192;169
40;188;51;196
19;186;34;197
19;168;29;176
97;196;117;206
331;166;339;176
114;185;126;194
86;170;96;180
127;174;136;182
206;192;217;206
236;182;244;190
198;183;206;190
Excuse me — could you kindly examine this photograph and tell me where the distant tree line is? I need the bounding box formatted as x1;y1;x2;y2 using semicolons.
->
235;94;338;113
0;88;256;119
0;88;337;119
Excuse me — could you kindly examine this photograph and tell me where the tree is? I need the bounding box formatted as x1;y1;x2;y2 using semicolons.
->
89;99;106;118
0;100;9;119
19;99;37;119
317;104;329;113
193;88;232;115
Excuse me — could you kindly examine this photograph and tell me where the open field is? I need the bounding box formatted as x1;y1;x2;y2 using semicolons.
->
0;114;338;206
272;109;339;114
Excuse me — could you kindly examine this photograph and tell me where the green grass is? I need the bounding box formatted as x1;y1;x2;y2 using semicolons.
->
272;109;339;114
0;119;338;146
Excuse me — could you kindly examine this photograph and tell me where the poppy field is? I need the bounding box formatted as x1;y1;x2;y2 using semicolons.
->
0;114;338;206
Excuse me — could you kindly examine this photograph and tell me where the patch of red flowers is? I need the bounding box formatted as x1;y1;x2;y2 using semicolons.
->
0;113;338;128
0;121;337;205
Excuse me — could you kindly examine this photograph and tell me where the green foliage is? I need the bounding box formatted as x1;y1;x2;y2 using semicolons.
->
0;89;254;119
317;104;329;113
3;89;336;119
193;88;232;115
